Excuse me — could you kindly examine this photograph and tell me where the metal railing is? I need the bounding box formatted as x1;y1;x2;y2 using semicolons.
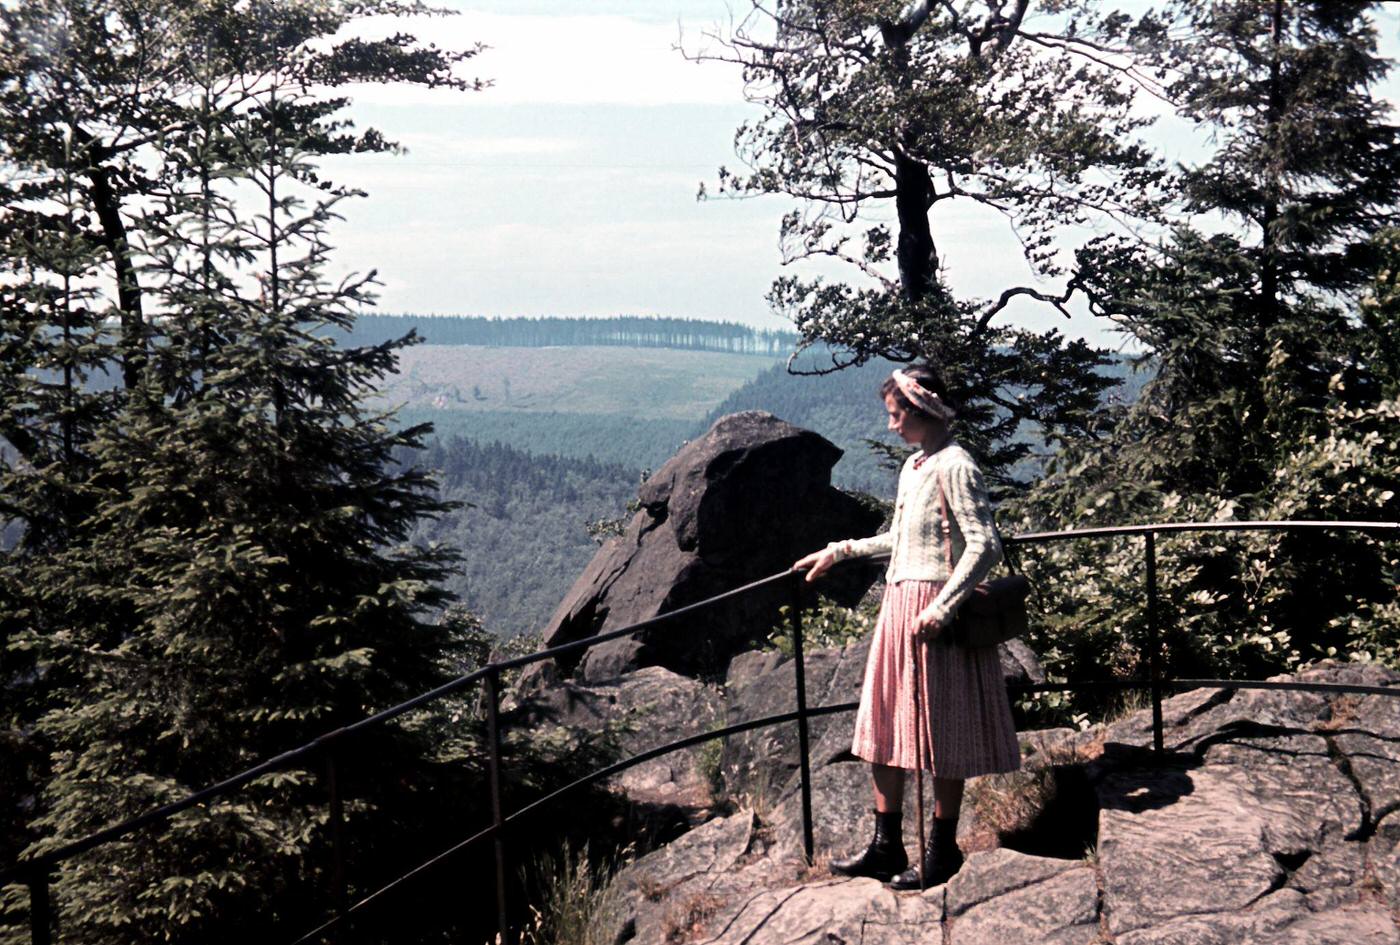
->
3;519;1398;945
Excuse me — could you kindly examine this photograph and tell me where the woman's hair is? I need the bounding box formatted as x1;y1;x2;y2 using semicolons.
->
880;364;957;422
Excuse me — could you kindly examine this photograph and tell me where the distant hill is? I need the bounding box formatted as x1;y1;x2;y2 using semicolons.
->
357;328;1148;638
699;349;1151;495
397;408;694;471
341;313;798;356
373;344;778;422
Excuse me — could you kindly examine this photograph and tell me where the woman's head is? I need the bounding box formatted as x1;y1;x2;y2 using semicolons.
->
881;365;957;446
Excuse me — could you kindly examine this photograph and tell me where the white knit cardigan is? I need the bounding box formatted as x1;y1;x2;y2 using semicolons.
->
826;442;1002;628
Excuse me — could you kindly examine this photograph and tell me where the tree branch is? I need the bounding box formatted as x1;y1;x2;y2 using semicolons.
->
781;242;897;289
786;341;864;376
1017;31;1172;103
977;276;1084;330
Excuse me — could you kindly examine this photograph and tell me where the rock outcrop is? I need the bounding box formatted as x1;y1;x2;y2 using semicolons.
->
509;665;724;815
535;412;884;683
597;662;1400;945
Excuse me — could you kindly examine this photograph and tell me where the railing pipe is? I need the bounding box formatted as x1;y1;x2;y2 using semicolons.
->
1008;519;1400;545
288;706;834;945
485;667;509;945
0;671;494;885
0;573;803;890
12;520;1394;889
292;662;1400;944
326;749;348;945
28;870;52;945
5;519;1396;945
1166;678;1400;698
790;573;815;865
1145;531;1164;757
487;570;796;674
298;663;1400;945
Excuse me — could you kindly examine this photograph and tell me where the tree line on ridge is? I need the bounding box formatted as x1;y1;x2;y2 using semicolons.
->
341;314;798;356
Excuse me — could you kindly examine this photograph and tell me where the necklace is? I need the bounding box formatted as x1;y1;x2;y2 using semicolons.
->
912;436;953;469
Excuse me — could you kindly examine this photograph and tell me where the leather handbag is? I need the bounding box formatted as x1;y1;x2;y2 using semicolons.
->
937;475;1032;648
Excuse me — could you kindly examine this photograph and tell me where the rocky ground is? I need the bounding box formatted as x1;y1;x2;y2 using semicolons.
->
572;661;1400;945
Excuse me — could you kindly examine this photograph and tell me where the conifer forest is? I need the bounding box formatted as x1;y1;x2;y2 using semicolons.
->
1;1;1398;943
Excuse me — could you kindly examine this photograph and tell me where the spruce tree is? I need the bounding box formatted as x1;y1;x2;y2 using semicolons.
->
0;1;486;941
0;98;123;901
1010;1;1400;704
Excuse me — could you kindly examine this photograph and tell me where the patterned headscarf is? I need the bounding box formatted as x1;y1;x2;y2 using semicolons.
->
891;369;957;423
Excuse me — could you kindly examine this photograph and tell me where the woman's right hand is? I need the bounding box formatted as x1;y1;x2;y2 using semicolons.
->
793;548;836;583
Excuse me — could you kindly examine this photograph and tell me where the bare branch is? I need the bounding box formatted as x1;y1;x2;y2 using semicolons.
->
935;0;978;47
785;341;864;376
977;276;1084;330
781;241;898;289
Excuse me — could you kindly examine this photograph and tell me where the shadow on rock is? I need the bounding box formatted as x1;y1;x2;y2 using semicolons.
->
997;763;1100;860
1091;742;1199;815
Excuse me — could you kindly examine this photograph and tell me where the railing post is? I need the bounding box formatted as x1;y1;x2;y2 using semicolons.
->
790;574;815;865
326;746;349;944
1145;531;1164;758
28;868;53;945
485;667;509;944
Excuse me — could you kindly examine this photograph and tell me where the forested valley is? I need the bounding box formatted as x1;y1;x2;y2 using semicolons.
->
397;341;1151;645
401;437;641;641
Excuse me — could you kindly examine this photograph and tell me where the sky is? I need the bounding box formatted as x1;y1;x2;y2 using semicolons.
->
318;1;1400;349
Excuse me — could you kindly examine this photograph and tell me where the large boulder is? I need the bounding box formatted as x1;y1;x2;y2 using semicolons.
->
537;411;884;683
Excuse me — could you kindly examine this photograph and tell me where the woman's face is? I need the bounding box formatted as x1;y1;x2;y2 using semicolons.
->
885;392;935;445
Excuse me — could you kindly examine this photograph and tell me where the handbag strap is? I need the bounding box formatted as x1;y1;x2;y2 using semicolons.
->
937;464;1020;578
937;470;955;576
938;460;1041;622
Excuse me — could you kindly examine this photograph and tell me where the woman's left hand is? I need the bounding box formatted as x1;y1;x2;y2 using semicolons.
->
911;609;945;642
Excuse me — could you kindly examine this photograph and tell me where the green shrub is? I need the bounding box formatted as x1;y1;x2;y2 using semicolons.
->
769;595;881;657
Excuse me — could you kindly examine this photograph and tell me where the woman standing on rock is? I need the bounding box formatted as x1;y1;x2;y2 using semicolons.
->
793;365;1020;889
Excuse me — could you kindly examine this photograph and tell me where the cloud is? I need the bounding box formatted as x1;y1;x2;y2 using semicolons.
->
341;11;745;108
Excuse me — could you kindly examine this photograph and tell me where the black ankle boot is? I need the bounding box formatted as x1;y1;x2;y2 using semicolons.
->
888;816;963;890
831;810;908;881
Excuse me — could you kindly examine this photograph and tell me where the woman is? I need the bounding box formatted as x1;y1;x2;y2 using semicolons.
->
793;365;1019;889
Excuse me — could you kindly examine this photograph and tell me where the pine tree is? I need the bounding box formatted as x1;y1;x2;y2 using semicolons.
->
696;0;1169;479
0;99;123;899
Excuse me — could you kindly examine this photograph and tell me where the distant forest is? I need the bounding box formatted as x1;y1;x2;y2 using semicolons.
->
397;408;696;471
342;314;799;356
403;437;642;639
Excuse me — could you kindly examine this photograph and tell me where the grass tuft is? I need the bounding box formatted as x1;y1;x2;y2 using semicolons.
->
519;841;628;945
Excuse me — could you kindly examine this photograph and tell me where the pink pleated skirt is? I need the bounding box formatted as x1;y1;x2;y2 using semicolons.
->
851;580;1021;778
